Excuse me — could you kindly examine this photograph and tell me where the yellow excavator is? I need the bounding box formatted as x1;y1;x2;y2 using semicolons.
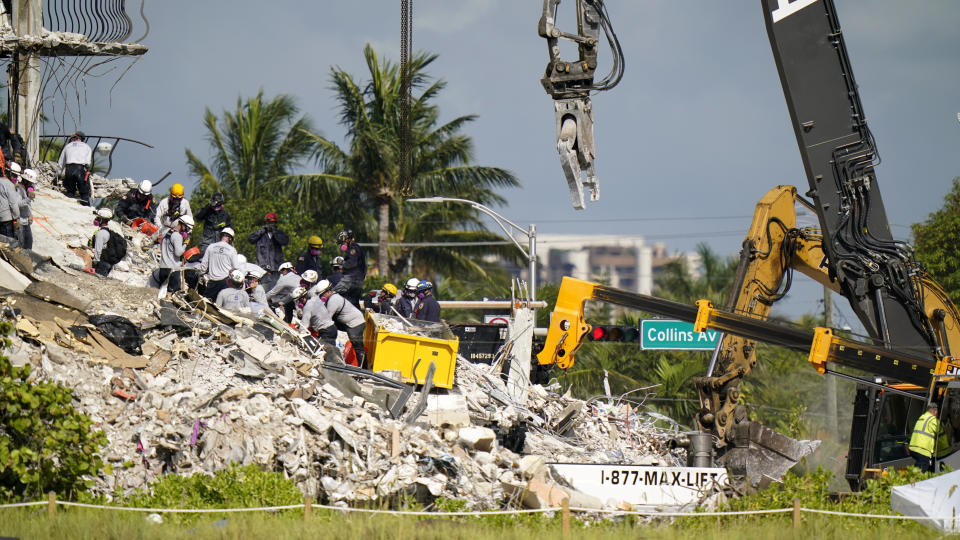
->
537;0;960;490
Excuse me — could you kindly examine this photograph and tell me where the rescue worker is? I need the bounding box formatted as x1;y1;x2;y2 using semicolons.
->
154;183;193;236
16;168;37;249
89;207;115;276
327;256;344;286
115;180;156;222
57;131;93;205
247;211;288;271
395;277;420;318
296;235;324;276
0;162;21;239
194;192;232;253
216;269;251;313
315;279;367;368
909;402;942;472
198;227;239;301
368;283;398;314
245;267;269;313
332;229;366;309
299;282;341;363
413;280;441;322
157;215;193;292
266;262;301;324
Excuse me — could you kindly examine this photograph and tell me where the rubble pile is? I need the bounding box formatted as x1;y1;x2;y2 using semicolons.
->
0;167;688;511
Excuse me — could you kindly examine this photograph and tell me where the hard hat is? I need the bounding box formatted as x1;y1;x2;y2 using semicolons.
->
138;180;152;195
331;256;344;267
292;286;307;299
20;169;37;183
177;215;195;229
229;269;245;284
210;192;224;206
96;207;114;220
221;227;235;238
337;229;353;244
382;283;398;296
278;262;294;272
7;162;21;175
237;254;247;265
301;270;319;284
265;212;278;222
314;279;332;295
308;235;322;248
417;280;433;292
247;266;266;279
170;183;184;197
72;131;86;141
405;277;420;291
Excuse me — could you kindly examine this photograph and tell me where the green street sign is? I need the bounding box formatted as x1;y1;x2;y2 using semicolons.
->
641;320;720;350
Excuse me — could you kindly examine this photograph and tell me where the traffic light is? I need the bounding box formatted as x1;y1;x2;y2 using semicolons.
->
588;325;640;343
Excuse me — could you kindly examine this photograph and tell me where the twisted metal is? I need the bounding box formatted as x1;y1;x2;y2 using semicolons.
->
43;0;141;43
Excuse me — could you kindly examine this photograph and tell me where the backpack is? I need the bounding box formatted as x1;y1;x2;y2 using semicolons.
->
101;230;128;264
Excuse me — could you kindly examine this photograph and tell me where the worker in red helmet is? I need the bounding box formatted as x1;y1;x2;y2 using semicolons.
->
248;211;289;290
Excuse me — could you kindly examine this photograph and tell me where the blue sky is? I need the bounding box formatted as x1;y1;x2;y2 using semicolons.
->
39;1;960;321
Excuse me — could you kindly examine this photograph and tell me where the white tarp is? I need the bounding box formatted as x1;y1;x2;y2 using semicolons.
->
891;468;960;532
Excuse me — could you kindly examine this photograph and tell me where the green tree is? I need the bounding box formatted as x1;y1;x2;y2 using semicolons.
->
185;90;316;200
912;177;960;300
654;242;737;304
289;44;520;279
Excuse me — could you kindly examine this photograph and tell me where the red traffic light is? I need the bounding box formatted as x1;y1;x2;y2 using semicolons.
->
588;325;639;342
592;327;607;340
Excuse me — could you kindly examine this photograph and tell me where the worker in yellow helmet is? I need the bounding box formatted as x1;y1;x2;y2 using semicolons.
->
296;235;324;276
367;283;398;314
909;402;942;472
154;183;193;237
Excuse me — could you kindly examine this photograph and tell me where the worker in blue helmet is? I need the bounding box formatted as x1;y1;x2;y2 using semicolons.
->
412;280;440;322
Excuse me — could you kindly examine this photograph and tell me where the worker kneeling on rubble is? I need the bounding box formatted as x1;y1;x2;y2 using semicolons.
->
314;279;367;368
198;227;239;301
216;269;251;313
266;262;300;324
245;266;268;314
298;284;342;363
115;180;156;222
156;215;193;291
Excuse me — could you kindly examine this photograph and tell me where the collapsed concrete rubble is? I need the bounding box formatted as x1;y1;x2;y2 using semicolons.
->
1;169;689;511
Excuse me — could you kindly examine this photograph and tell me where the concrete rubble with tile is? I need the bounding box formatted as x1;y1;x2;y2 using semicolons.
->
0;170;690;511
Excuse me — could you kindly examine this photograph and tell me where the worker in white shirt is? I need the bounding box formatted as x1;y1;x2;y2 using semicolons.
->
198;227;239;301
57;131;93;205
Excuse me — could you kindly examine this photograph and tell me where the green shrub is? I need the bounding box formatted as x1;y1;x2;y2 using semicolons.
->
0;321;107;501
123;464;302;511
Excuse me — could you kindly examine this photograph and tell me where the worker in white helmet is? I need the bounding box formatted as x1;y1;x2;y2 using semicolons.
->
216;269;251;313
115;180;156;222
198;227;239;301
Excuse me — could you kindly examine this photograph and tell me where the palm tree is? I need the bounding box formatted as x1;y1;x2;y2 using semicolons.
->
654;243;737;305
287;44;520;278
186;90;315;200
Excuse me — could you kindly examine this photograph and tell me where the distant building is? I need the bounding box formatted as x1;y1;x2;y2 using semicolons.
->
525;234;699;294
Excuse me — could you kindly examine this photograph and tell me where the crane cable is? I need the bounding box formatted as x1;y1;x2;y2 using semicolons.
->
399;0;413;196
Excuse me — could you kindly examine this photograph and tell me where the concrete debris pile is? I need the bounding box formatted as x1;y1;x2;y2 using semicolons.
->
0;170;688;511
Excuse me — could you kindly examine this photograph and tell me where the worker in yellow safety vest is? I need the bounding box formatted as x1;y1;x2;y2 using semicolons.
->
909;402;941;472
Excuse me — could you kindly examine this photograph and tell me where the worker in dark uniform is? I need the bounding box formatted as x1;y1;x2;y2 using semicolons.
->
368;283;398;314
332;229;365;309
327;256;344;286
296;235;324;276
396;277;419;318
115;180;156;222
413;280;441;322
194;192;232;253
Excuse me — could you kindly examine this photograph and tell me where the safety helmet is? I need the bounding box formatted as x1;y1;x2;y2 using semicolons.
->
382;283;398;296
292;286;307;299
71;131;86;141
278;262;294;273
20;169;37;184
417;280;433;292
96;207;114;220
265;212;278;223
247;266;266;279
308;235;322;249
237;254;247;266
314;279;332;295
210;192;224;206
177;215;195;229
336;229;353;244
170;183;184;197
228;269;245;284
138;180;152;195
301;270;319;284
221;227;235;238
7;162;21;176
405;277;420;291
331;256;344;268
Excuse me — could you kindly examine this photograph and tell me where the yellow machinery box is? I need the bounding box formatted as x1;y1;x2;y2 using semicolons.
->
364;312;459;389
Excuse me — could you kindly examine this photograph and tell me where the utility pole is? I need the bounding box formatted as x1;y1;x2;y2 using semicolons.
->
2;1;147;161
824;285;838;438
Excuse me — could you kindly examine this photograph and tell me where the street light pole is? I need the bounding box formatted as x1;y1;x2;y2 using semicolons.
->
407;197;538;304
